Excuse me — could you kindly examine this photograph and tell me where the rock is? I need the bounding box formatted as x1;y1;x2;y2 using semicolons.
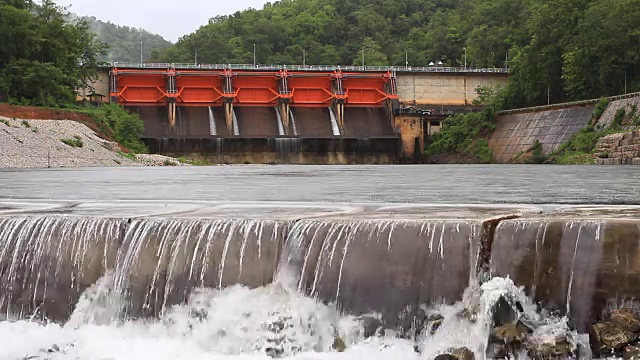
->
427;314;444;335
47;344;60;353
623;343;640;360
265;347;284;358
527;334;572;359
332;336;346;352
612;309;640;333
457;308;478;323
486;342;508;359
591;322;637;357
359;316;384;338
434;347;475;360
491;323;527;345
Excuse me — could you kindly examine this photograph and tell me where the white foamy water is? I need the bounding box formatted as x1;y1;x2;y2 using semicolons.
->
0;275;580;360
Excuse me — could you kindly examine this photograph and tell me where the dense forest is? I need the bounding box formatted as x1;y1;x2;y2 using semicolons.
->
79;16;172;63
0;0;106;106
161;0;640;108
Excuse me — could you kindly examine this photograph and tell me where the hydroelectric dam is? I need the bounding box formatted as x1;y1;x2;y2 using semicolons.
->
95;63;508;164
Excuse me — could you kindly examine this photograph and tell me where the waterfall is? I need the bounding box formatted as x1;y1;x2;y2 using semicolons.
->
278;219;482;326
274;138;300;162
0;217;125;321
490;219;608;333
289;109;298;136
232;109;240;136
329;108;341;136
208;106;217;136
275;107;285;136
0;208;631;360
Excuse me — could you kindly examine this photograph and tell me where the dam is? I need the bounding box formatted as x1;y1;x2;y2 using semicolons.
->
95;63;509;163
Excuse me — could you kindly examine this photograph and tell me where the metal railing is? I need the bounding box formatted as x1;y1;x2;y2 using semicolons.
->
110;62;509;74
497;91;640;115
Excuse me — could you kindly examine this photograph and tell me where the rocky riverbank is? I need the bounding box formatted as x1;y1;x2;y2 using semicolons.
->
0;117;185;168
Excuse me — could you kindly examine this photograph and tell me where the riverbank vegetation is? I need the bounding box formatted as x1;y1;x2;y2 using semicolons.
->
0;0;147;154
425;86;506;163
161;0;640;108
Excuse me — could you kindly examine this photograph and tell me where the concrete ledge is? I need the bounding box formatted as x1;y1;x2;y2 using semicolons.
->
141;137;401;165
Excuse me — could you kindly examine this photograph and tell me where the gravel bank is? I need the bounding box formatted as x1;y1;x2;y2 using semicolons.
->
0;117;185;169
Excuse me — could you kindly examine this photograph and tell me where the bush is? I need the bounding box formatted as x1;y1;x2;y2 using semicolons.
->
426;111;496;163
61;135;84;148
80;104;147;153
611;108;626;129
527;140;546;164
591;98;610;123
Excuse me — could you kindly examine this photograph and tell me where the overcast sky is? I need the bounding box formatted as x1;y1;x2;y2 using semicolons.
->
58;0;270;42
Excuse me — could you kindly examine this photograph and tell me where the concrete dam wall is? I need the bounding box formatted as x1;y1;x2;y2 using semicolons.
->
488;105;594;163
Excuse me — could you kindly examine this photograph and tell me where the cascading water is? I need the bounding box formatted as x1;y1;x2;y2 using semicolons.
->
328;108;341;136
232;109;240;136
0;208;623;359
0;217;124;321
289;109;298;136
274;139;300;162
208;106;218;136
275;108;286;136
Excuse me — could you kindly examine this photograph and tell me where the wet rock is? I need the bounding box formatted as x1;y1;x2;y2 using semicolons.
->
265;347;284;358
527;334;572;359
623;343;640;360
590;322;637;356
612;309;640;333
491;323;527;344
332;336;346;352
359;316;384;338
486;342;508;359
427;314;444;335
457;308;478;323
434;347;475;360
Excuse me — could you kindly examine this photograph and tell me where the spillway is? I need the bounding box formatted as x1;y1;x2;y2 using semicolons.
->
113;64;404;164
2;201;639;359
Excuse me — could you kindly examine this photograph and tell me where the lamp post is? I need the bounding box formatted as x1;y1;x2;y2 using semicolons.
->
362;47;365;68
303;48;306;66
463;47;467;69
405;50;408;68
253;43;256;66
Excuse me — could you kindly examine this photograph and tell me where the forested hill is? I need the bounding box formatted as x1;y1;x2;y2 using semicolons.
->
161;0;640;109
77;16;173;63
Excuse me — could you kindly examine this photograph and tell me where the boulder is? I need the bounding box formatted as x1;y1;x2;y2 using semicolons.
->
332;336;346;352
434;347;475;360
491;323;527;345
427;313;444;335
612;309;640;333
591;322;637;356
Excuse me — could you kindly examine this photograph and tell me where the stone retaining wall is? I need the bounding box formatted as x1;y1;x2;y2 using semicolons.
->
596;130;640;165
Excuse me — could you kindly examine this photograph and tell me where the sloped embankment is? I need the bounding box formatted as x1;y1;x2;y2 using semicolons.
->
488;106;594;163
0;117;183;168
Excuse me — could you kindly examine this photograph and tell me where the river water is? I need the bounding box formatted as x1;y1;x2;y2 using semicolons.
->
1;165;639;204
0;165;639;360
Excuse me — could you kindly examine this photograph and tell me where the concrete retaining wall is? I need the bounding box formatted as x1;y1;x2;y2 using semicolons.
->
396;73;509;106
142;137;400;165
488;105;594;163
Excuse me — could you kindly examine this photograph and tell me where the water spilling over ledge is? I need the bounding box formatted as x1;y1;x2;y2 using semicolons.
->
1;201;640;359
